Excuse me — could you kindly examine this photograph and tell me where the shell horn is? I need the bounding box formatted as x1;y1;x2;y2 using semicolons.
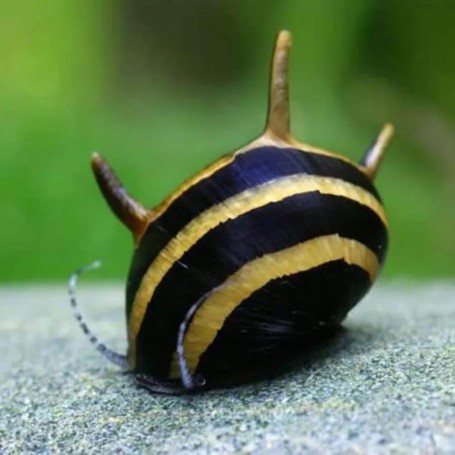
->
265;30;292;140
91;153;149;239
360;123;394;180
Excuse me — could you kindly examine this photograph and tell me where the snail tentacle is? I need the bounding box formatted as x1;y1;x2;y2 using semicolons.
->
176;290;214;390
68;260;129;369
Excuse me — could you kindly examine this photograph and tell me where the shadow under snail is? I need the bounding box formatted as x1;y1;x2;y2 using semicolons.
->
69;30;393;394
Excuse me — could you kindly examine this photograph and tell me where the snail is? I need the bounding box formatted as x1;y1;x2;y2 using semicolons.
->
69;30;393;394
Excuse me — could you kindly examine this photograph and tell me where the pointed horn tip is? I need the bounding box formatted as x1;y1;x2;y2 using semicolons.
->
379;123;395;146
91;152;102;164
276;30;292;49
382;122;395;136
91;152;107;173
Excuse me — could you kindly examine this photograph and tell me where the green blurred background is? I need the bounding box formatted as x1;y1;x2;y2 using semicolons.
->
1;1;454;283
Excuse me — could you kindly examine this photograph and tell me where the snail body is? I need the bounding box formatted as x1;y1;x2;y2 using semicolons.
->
73;31;393;393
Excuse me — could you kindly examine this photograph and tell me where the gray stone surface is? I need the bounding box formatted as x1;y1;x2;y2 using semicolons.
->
0;282;454;454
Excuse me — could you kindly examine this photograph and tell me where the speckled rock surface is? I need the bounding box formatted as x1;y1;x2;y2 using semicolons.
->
0;283;454;454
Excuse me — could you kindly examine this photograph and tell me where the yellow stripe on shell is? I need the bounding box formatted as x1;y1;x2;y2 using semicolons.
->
170;235;379;377
128;174;386;367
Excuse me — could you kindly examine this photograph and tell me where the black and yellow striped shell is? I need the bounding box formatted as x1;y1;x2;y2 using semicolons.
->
91;31;393;393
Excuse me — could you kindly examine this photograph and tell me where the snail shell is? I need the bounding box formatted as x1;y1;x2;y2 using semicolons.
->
89;30;393;393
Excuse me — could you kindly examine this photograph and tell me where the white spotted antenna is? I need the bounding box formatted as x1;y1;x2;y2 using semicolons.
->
68;260;129;369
